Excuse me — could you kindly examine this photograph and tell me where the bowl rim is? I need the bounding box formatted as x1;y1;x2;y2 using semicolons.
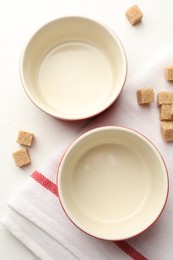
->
57;125;169;240
19;16;128;121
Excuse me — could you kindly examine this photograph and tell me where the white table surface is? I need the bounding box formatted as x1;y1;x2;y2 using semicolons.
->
1;0;173;259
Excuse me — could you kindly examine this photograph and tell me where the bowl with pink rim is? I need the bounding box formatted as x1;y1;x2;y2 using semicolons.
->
57;126;169;240
20;16;127;120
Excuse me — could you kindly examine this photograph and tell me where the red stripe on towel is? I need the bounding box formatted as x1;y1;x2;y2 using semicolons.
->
31;171;58;197
115;241;148;260
31;170;148;260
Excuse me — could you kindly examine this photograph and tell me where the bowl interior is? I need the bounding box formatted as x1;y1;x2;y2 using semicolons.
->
58;127;168;240
21;17;127;120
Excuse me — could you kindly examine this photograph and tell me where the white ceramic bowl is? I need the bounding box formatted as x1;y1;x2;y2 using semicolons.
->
57;126;169;240
20;16;127;120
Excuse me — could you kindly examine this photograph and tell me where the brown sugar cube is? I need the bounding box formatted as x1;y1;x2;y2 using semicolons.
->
137;88;154;104
170;105;173;117
126;4;143;26
161;121;173;142
12;149;31;167
157;92;173;106
17;130;34;147
160;104;173;121
165;66;173;81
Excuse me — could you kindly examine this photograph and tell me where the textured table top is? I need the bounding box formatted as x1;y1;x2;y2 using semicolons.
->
1;0;173;259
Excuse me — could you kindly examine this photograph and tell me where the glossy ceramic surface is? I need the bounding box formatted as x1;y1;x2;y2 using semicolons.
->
20;17;127;120
58;126;169;240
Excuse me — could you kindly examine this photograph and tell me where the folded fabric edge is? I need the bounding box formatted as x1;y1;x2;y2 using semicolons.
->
5;179;83;260
1;210;52;260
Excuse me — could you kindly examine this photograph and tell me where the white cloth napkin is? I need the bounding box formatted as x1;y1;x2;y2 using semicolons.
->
2;47;173;260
